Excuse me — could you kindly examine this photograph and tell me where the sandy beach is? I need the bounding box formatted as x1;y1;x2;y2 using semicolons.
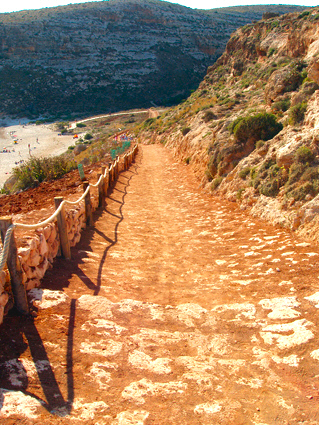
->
0;120;79;188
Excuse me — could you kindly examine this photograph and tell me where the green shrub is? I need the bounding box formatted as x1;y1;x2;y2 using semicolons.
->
267;48;276;57
300;166;319;182
205;169;213;181
255;140;265;149
290;182;314;201
181;127;191;136
211;176;223;190
229;112;283;143
238;167;251;179
272;98;290;113
13;156;77;190
260;179;280;197
76;122;87;128
251;176;261;189
298;10;310;19
203;110;216;123
270;20;279;29
84;133;93;140
236;188;246;199
287;162;306;185
288;102;307;125
295;146;314;163
250;166;258;180
56;121;69;131
249;161;287;197
142;118;156;129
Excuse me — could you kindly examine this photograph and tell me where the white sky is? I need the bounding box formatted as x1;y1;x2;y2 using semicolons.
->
0;0;317;14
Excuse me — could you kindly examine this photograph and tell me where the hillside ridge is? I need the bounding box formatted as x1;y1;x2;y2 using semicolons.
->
0;0;306;119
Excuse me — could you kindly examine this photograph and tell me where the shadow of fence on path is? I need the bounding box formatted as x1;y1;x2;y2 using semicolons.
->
0;298;76;416
0;152;141;417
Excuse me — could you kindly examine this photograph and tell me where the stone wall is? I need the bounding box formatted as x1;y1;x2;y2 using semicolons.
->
0;185;100;325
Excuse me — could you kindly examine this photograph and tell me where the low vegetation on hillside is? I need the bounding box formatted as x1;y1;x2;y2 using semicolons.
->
135;7;319;239
3;111;147;193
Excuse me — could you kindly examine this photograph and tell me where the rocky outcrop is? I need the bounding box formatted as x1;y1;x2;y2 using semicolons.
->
140;7;319;243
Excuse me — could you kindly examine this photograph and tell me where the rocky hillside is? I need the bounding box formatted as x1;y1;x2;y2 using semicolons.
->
138;8;319;242
0;0;305;119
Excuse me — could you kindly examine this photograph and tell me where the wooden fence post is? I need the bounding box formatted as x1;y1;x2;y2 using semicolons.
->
115;157;118;180
101;166;108;198
109;163;113;186
83;181;93;226
107;163;111;189
0;216;29;315
54;197;71;260
112;160;116;182
97;173;105;208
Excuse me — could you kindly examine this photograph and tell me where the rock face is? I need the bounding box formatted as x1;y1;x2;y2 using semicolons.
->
0;0;304;118
141;7;319;243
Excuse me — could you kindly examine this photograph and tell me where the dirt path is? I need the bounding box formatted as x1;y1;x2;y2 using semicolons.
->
1;144;319;424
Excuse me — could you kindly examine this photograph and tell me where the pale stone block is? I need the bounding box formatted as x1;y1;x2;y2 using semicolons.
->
43;224;53;240
34;258;49;280
47;225;57;244
39;234;49;257
0;270;6;287
25;265;36;280
17;246;31;262
29;249;41;268
27;237;39;250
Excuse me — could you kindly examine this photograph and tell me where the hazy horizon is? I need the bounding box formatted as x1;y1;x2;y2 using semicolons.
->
0;0;316;14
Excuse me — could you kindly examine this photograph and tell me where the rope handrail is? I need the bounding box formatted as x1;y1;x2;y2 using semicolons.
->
0;224;15;272
64;185;90;206
90;174;103;188
14;200;65;230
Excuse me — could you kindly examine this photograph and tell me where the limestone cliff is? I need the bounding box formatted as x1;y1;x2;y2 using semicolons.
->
138;8;319;243
0;0;304;118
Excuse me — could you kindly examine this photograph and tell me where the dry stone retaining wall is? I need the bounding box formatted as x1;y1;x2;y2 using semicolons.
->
0;192;100;325
16;186;100;293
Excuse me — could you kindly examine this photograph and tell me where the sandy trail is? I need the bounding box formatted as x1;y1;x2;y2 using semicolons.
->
1;144;319;424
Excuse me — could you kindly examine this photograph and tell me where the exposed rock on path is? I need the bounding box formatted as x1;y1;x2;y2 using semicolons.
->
1;144;319;424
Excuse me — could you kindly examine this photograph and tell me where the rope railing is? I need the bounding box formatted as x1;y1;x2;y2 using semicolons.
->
0;224;15;273
90;174;103;188
64;185;91;206
0;144;138;316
